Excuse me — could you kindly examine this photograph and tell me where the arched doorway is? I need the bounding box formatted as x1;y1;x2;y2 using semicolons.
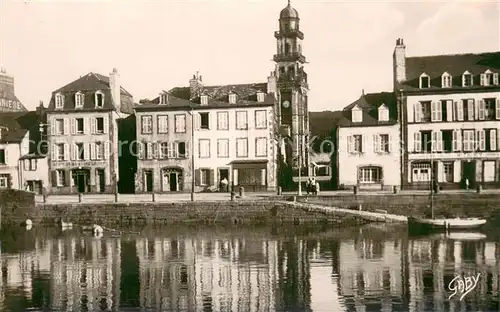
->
161;167;183;192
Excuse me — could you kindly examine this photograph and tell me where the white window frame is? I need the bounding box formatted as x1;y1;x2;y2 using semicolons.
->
255;110;267;129
159;93;169;105
175;114;186;133
57;144;65;161
441;72;452;88
75;118;84;134
157;115;168;134
95;142;103;160
378;105;389;122
217;139;229;158
462;71;473;87
0;149;6;164
75;91;84;108
199;139;210;158
55;93;64;109
229;93;237;104
95;90;105;108
56;119;64;135
419;73;430;89
353;135;362;153
351;107;362;123
217;112;229;130
442;162;454;183
257;92;265;102
141;115;153;134
200;95;208;105
358;167;382;184
236;138;248;157
483;161;496;182
236;111;248;130
255;137;268;157
411;162;431;182
463;130;475;151
56;169;64;187
200;169;210;186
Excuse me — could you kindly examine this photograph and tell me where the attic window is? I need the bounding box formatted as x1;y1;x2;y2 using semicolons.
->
95;91;105;108
378;105;389;122
419;73;430;89
462;71;473;87
441;72;452;88
481;70;498;86
160;93;169;105
55;93;64;109
75;91;84;108
200;95;208;105
257;92;265;102
351;106;362;123
228;93;237;104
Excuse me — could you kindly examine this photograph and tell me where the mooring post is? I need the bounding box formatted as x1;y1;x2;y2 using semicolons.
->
78;193;83;203
152;192;156;202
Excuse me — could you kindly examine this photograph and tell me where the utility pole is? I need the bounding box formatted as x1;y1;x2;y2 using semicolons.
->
190;108;195;201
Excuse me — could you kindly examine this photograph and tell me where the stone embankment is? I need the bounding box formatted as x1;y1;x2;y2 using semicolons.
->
15;201;369;227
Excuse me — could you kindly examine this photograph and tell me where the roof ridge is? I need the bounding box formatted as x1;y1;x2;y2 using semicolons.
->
407;51;500;59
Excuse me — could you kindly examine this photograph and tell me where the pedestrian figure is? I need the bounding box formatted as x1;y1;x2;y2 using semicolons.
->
220;177;229;192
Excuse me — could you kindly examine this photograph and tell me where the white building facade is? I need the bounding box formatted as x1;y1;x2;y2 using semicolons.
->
394;38;500;189
336;92;401;190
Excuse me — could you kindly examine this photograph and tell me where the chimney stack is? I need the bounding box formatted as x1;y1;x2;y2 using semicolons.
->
393;38;406;88
109;68;121;112
189;71;204;100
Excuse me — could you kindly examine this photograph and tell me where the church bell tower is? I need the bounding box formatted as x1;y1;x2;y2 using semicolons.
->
273;1;309;171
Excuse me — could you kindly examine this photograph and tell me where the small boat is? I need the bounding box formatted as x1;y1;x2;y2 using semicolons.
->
408;216;487;234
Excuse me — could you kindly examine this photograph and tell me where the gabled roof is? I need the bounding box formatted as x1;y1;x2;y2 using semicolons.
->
46;72;134;114
0;111;39;143
402;52;500;90
137;82;274;111
337;92;398;127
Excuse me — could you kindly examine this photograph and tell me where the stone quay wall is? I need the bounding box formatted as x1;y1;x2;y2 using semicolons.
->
27;201;365;226
0;189;35;226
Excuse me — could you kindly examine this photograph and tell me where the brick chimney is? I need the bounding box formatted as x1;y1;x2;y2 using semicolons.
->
189;71;203;100
109;68;121;112
393;38;406;89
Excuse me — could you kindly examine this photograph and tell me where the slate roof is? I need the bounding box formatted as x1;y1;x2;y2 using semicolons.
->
46;72;134;114
136;82;274;111
308;110;344;138
402;52;500;90
0;111;39;144
336;92;398;127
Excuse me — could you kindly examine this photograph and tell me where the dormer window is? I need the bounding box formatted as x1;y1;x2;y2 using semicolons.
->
351;106;362;123
228;93;237;104
481;70;498;86
257;91;265;102
160;93;169;105
378;104;389;122
462;71;473;87
95;91;105;108
200;95;208;105
75;91;84;108
441;72;452;88
55;93;64;109
419;73;430;89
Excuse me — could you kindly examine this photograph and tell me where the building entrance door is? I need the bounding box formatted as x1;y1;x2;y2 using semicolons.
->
144;171;153;192
97;169;105;193
169;172;178;191
462;161;476;188
73;170;89;193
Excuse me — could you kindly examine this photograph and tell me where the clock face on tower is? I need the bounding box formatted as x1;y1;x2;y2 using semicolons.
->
282;100;290;108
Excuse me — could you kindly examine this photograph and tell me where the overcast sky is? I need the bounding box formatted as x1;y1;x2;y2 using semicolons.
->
1;0;499;112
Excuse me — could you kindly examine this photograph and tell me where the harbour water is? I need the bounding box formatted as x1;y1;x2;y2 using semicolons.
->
0;224;499;312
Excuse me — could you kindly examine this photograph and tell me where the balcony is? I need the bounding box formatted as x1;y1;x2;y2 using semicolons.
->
274;30;304;40
273;53;306;63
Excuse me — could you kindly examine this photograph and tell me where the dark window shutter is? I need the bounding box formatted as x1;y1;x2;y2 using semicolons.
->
210;169;215;186
64;170;71;187
51;171;58;187
194;169;200;186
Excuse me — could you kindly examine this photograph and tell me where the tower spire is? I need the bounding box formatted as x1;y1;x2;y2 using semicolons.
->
288;0;291;5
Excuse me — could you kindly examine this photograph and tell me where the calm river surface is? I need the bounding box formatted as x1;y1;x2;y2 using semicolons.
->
0;224;499;312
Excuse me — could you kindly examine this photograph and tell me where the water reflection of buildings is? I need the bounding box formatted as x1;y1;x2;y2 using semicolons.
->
135;237;281;311
407;239;500;311
0;236;121;311
339;237;404;311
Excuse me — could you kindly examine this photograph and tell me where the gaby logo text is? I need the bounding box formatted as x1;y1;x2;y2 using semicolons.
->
448;273;480;301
